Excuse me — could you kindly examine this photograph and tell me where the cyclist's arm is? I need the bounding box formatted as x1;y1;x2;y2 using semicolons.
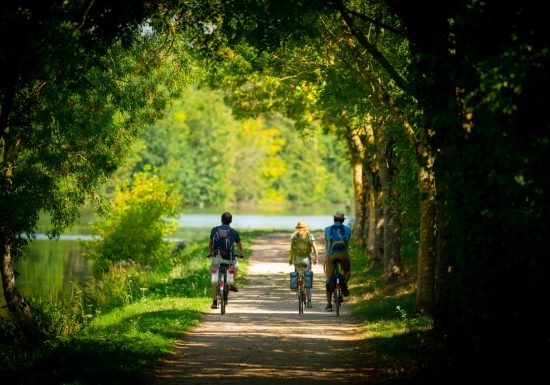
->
311;242;319;264
289;237;295;265
235;241;244;258
208;239;213;256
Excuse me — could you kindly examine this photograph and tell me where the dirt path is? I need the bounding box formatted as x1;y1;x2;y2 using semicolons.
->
150;233;371;384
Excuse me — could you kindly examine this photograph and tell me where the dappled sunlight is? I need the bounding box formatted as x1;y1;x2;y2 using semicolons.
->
151;232;372;384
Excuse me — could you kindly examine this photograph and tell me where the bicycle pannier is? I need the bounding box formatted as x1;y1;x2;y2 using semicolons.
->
304;270;313;289
289;271;298;289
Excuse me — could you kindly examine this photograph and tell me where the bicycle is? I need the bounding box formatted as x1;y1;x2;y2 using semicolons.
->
331;260;344;316
295;264;308;314
212;255;235;315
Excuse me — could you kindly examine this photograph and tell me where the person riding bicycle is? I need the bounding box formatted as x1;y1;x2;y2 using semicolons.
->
324;210;351;312
289;220;318;308
208;212;244;309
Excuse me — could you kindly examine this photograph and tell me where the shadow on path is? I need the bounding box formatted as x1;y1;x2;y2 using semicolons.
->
150;233;376;384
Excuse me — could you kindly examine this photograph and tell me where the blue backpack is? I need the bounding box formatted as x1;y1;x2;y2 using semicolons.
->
329;225;348;251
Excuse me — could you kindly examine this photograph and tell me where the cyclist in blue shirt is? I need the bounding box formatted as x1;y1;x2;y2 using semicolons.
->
208;212;244;309
324;210;351;312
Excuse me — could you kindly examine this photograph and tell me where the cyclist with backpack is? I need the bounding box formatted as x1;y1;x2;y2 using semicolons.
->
289;220;319;308
208;212;244;309
324;210;351;312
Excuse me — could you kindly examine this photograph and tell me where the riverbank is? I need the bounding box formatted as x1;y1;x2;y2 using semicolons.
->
2;231;437;385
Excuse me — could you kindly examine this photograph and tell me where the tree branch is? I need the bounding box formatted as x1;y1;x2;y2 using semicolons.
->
334;2;411;94
345;8;407;36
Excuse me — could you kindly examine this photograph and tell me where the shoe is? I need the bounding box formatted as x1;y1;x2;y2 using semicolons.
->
306;301;312;308
325;304;333;312
211;301;218;309
229;284;239;292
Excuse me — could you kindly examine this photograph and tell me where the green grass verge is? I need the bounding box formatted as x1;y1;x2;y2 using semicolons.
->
1;231;281;385
347;245;445;383
16;297;209;385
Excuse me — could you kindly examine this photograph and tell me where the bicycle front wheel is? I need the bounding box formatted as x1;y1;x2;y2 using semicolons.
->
298;286;304;314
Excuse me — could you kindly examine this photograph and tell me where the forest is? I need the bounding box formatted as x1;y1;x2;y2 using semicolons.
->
1;1;548;384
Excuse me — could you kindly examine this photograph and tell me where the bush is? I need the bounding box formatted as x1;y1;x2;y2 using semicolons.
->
83;167;180;275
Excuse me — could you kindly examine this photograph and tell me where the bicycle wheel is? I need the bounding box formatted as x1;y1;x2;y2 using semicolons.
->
298;285;304;314
220;271;226;315
334;289;341;316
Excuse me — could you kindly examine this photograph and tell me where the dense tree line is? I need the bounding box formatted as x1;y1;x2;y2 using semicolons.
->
121;86;353;207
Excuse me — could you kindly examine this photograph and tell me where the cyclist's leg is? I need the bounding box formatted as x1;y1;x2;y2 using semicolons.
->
210;258;221;308
340;252;351;295
229;256;238;291
325;254;336;309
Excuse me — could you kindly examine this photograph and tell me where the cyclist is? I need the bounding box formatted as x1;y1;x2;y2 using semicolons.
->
324;210;351;312
289;220;318;308
208;212;244;309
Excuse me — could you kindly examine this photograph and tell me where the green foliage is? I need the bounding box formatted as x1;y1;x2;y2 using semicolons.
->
0;2;191;255
124;86;353;206
83;168;180;275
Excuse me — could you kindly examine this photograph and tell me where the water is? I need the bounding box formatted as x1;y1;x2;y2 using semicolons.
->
7;205;353;302
177;213;334;230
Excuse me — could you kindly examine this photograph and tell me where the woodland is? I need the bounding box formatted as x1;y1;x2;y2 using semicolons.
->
1;1;548;384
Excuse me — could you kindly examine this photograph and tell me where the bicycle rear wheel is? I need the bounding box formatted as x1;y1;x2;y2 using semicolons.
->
220;272;226;315
334;289;341;316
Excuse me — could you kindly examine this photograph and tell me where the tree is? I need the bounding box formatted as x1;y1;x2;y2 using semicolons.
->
198;1;415;280
0;1;188;322
383;0;550;380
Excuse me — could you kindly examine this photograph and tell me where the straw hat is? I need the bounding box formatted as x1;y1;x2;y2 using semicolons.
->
295;220;309;229
333;210;345;219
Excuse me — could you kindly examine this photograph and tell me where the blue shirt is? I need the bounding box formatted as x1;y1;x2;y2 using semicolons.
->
324;223;351;256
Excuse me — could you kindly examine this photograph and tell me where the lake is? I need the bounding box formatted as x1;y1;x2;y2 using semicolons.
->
7;205;352;302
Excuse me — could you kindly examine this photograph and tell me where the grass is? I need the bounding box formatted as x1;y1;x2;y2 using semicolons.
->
0;229;273;385
346;245;445;384
18;297;208;385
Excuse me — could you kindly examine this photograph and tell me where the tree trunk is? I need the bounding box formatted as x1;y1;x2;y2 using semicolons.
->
375;125;402;283
415;163;437;314
434;199;451;329
345;125;366;243
363;163;378;261
374;175;384;263
351;159;364;242
0;239;31;321
0;124;31;321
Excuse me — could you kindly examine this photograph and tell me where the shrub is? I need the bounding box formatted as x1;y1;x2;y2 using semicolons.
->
83;167;180;275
